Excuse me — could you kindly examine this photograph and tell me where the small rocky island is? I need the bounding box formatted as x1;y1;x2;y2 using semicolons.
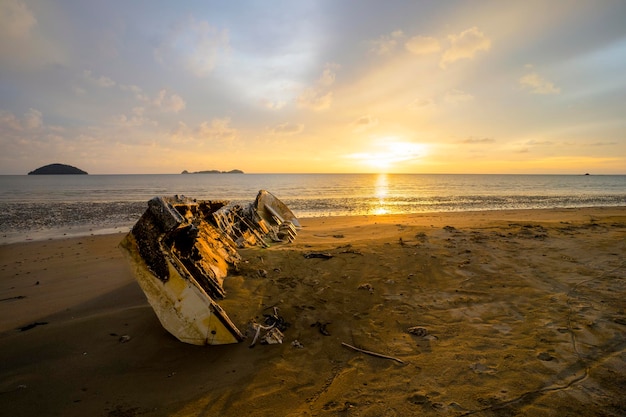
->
181;169;244;174
28;163;88;175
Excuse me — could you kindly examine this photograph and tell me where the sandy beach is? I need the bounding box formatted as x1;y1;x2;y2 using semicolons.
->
1;207;625;416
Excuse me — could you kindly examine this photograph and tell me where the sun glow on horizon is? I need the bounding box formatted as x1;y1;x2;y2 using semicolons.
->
347;139;429;172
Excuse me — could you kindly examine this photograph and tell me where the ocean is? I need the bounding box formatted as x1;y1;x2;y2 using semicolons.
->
0;173;624;243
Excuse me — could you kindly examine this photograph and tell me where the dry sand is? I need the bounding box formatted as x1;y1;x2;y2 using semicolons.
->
1;207;625;416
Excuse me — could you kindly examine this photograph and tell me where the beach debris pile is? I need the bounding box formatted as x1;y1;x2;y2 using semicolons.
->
248;307;290;347
120;190;300;345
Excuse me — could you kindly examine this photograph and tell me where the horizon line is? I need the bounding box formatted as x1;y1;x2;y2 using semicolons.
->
2;172;624;176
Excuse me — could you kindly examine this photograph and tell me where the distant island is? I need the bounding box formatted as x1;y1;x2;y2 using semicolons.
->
28;163;88;175
181;169;244;174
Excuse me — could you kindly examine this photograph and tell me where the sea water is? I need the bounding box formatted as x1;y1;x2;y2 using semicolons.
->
0;174;624;243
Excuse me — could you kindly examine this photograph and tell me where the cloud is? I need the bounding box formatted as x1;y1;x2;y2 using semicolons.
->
269;122;304;135
589;141;617;146
463;136;495;144
119;84;143;95
81;72;186;114
0;108;42;132
525;139;553;145
0;0;36;39
519;71;561;95
0;108;65;169
128;87;186;113
409;97;436;109
405;36;441;55
0;110;23;132
260;99;287;110
169;118;239;146
23;108;42;129
444;89;474;104
155;17;229;77
72;85;86;95
169;121;190;143
297;63;339;111
370;30;404;55
297;90;333;111
197;118;238;143
83;70;116;88
370;27;489;70
112;108;156;128
152;89;186;113
132;107;145;116
112;114;144;128
440;27;491;69
318;63;340;87
0;0;65;70
352;115;379;131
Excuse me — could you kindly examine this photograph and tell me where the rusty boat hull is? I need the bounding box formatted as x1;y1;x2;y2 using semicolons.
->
120;191;298;345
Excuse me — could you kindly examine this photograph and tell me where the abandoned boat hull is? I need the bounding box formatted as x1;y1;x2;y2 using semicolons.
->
121;192;300;345
120;233;244;345
255;190;301;229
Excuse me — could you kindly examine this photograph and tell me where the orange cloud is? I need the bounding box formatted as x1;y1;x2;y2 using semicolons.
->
440;27;491;68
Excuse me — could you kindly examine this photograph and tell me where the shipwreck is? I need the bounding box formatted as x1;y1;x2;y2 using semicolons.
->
120;190;300;345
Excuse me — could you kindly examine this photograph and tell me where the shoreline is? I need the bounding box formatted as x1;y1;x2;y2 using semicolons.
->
1;206;625;416
2;205;625;245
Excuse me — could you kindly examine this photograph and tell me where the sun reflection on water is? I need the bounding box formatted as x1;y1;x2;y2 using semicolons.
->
373;173;389;215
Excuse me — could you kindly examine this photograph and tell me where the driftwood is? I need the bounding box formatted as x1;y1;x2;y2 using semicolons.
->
341;342;405;364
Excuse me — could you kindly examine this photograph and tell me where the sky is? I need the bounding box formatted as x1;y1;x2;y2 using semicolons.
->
1;0;625;175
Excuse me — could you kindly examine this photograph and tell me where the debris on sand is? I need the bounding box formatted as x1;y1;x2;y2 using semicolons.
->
304;252;334;259
311;321;331;336
17;321;48;332
407;326;428;337
249;307;290;347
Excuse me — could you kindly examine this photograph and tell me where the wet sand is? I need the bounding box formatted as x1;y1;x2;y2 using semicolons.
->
1;207;625;416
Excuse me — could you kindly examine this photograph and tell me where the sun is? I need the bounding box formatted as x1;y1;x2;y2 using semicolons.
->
347;138;428;172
